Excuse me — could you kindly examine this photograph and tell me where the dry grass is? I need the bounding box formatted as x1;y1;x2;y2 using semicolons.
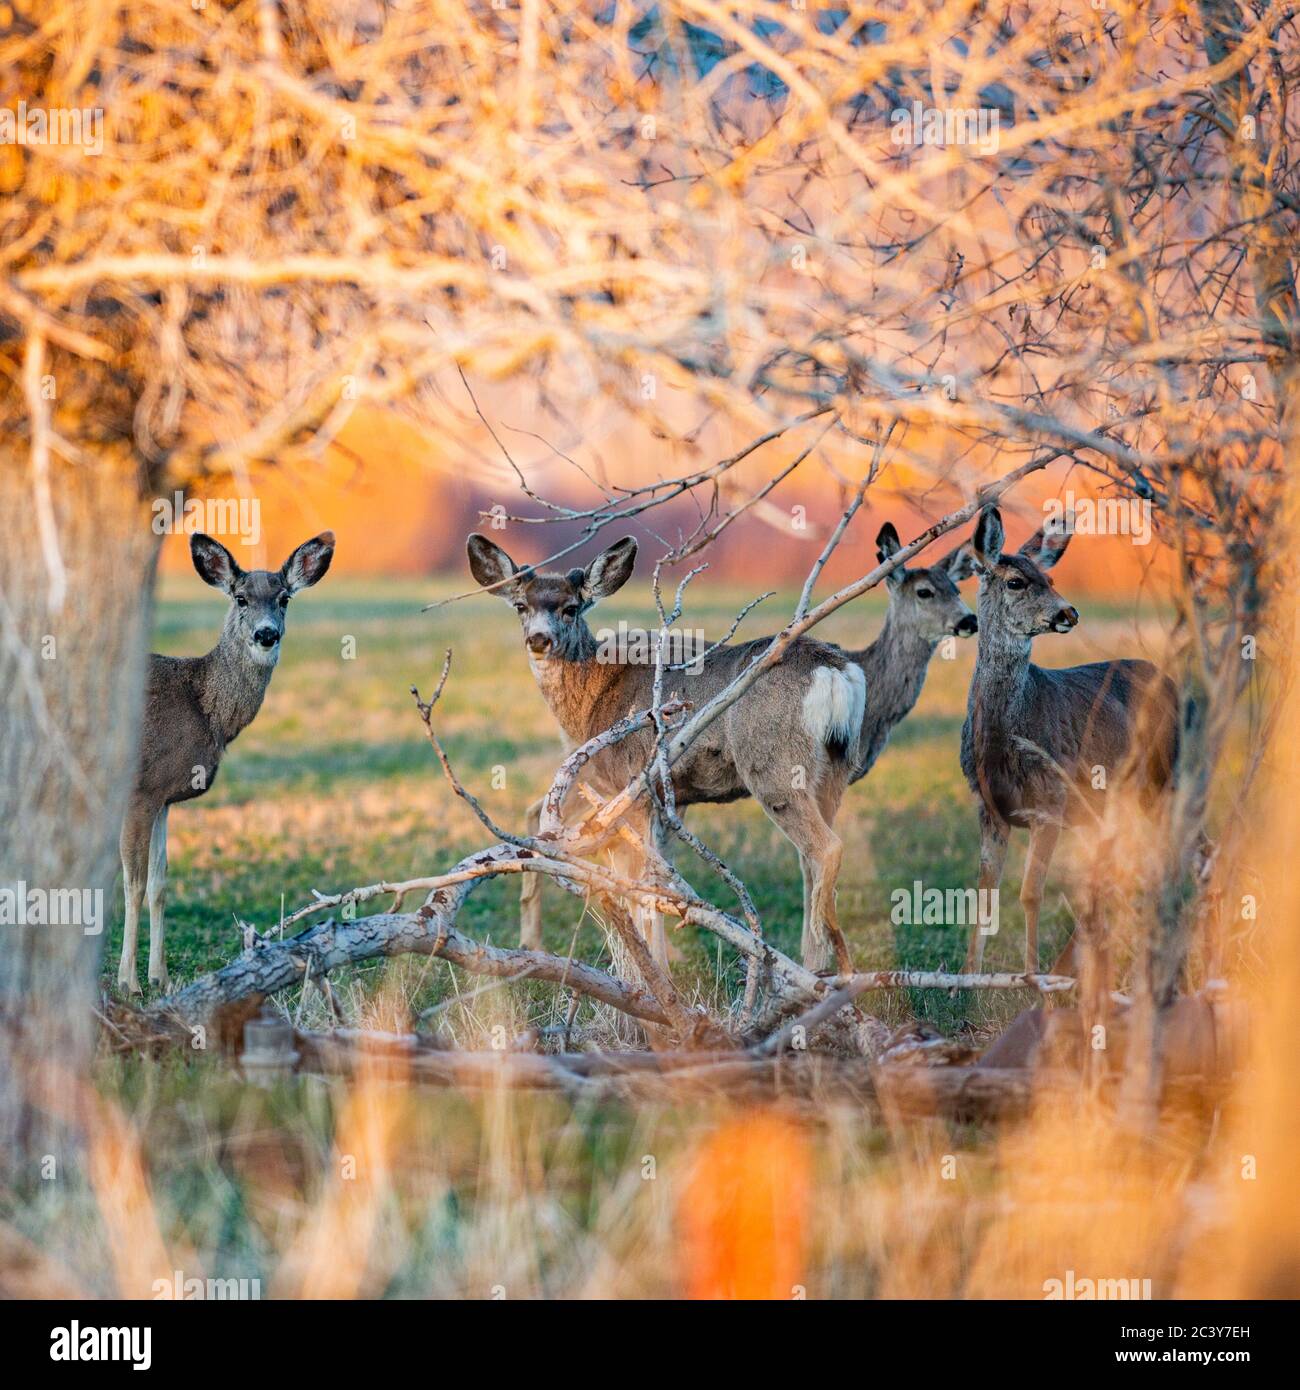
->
3;0;1296;1301
1;572;1257;1299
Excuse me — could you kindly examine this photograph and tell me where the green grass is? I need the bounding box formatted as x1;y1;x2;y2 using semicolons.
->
106;576;1169;1036
45;575;1221;1300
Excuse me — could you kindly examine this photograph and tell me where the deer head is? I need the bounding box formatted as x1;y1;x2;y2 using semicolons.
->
191;531;335;667
876;521;978;643
967;507;1077;641
466;533;638;662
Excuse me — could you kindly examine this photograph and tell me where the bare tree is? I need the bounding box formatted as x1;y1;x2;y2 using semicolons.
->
4;1;1297;1164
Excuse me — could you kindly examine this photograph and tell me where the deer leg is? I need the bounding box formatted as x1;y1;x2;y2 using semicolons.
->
814;778;852;974
812;828;849;975
146;806;170;991
640;809;670;970
117;803;152;996
797;852;814;966
607;807;669;975
1020;819;1061;975
762;793;851;975
965;808;1009;973
519;795;545;950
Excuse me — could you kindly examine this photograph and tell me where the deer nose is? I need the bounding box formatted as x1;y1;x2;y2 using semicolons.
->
1053;606;1079;632
955;613;978;636
527;632;552;656
253;625;280;648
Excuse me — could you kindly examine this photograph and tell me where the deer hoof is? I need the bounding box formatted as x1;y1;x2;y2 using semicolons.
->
122;977;142;998
149;974;170;994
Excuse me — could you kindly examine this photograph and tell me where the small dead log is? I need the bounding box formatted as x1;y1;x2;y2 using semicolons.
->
285;1027;1060;1119
125;1000;1235;1126
977;993;1246;1092
148;904;672;1041
874;1064;1071;1122
295;1030;747;1088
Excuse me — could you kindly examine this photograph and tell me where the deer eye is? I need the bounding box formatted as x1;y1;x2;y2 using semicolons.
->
1006;577;1027;591
236;596;248;608
915;587;933;600
279;595;289;608
561;605;579;620
513;602;526;614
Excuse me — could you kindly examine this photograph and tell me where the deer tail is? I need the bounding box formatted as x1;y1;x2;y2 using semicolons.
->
803;662;866;762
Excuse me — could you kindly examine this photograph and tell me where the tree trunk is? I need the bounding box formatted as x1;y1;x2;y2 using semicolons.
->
0;448;156;1186
1120;0;1300;1132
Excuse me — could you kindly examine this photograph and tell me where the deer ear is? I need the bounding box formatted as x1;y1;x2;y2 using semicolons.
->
281;532;335;594
190;533;242;593
941;542;977;583
466;533;521;595
875;521;902;563
970;508;1005;568
876;522;906;589
583;537;637;601
1019;511;1074;571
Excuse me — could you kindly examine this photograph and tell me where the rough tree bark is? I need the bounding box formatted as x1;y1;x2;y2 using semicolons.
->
1120;0;1300;1130
0;447;156;1185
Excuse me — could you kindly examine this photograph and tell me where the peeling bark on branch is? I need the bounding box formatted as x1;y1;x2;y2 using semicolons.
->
153;905;671;1037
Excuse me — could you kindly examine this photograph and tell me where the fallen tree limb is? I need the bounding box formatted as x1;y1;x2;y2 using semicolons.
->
296;1031;745;1086
873;1063;1069;1121
285;1033;1109;1120
150;864;1076;1050
756;968;1076;1054
151;901;671;1034
845;969;1075;993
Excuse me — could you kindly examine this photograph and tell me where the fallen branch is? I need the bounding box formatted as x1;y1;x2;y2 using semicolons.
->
844;969;1075;993
151;904;671;1033
281;1031;1111;1120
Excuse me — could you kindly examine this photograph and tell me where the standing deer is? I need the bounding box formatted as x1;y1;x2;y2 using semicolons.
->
842;521;978;785
467;525;978;973
960;506;1177;975
467;532;868;974
117;531;335;994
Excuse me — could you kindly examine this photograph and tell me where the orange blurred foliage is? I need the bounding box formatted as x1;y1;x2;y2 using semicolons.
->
157;406;1175;598
679;1110;810;1300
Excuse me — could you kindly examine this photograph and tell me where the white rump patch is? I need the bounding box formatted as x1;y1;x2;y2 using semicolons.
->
802;663;866;750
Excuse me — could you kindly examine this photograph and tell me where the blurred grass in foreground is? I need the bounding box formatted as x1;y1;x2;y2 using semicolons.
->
25;575;1255;1301
117;576;1177;1033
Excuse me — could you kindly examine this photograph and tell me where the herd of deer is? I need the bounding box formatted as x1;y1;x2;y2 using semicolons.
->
116;510;1178;1004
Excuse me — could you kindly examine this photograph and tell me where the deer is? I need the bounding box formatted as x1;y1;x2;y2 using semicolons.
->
467;532;872;975
116;530;335;995
467;522;978;978
959;506;1178;980
842;521;978;786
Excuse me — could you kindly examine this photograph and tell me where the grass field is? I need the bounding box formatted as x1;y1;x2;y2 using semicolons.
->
107;573;1175;1038
33;572;1237;1300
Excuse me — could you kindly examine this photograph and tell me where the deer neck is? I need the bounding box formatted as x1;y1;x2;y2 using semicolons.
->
197;618;277;747
968;624;1033;735
528;624;623;744
855;610;938;741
